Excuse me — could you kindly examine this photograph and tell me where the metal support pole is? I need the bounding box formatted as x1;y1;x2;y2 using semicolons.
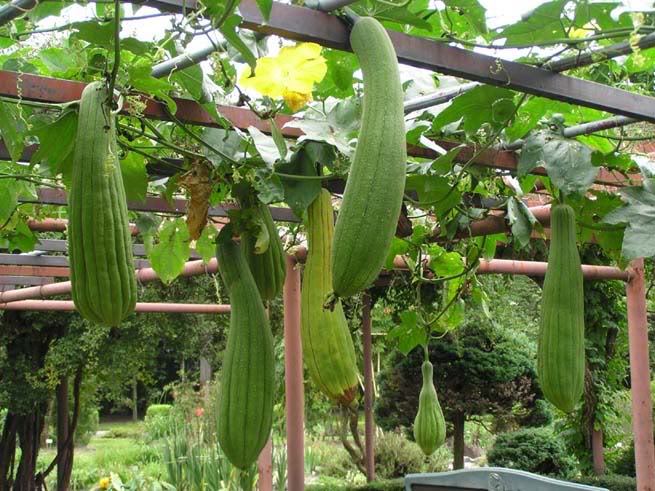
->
591;429;606;476
283;255;304;491
257;438;273;491
151;36;225;79
403;82;479;114
362;292;376;482
625;258;655;491
0;0;35;26
545;31;655;72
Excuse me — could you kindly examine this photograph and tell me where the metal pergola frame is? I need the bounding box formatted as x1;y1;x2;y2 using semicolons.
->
1;0;655;489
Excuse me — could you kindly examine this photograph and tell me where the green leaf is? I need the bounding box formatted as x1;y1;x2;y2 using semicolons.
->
195;225;218;263
315;49;357;99
149;218;191;284
385;237;410;270
276;142;324;217
30;110;78;182
388;311;427;355
427;244;464;277
507;197;536;248
5;219;37;252
219;15;256;69
255;0;272;20
128;62;177;113
494;1;567;45
432;86;515;134
0;179;18;224
248;126;284;166
0;102;24;162
604;186;655;259
253;170;285;204
269;119;288;161
201;127;244;165
72;21;115;47
518;130;597;197
121;38;152;55
405;175;461;217
38;47;76;74
120;152;148;203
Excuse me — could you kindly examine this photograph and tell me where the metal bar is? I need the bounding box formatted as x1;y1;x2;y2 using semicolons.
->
0;265;70;277
403;82;479;114
0;276;53;286
0;258;219;303
27;219;140;235
0;253;151;269
433;205;552;242
23;187;298;223
475;258;631;281
235;0;655;122
151;35;225;78
283;255;304;491
0;0;35;26
592;429;605;476
0;300;231;313
257;439;273;491
505;115;637;150
625;258;655;491
362;292;376;483
545;31;655;73
0;71;636;187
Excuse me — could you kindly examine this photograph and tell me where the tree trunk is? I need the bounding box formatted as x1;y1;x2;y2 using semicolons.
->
131;378;138;422
14;411;45;491
0;412;18;490
56;377;73;491
452;412;465;470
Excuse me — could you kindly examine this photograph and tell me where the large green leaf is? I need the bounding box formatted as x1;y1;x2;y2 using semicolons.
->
388;311;427;355
275;142;325;217
30;110;78;181
120;152;148;203
0;102;24;162
494;1;567;45
604;186;655;259
507;197;537;248
432;86;515;134
149;218;191;284
518;130;597;197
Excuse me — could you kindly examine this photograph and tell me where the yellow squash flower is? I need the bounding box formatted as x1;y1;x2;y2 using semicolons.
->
98;477;111;490
240;42;327;112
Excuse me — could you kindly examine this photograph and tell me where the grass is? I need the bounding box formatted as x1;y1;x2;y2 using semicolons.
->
37;419;168;490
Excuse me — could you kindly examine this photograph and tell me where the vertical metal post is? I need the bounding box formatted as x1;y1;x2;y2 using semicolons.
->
626;258;655;491
362;292;376;482
257;438;273;491
284;255;304;491
591;429;605;475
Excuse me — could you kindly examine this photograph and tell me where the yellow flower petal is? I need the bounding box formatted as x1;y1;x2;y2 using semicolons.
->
238;42;326;103
283;90;312;112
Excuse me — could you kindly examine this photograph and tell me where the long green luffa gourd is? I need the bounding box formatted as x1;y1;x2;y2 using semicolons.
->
331;17;407;298
241;205;286;301
301;190;359;405
68;81;137;326
537;203;585;413
413;360;446;456
216;227;274;469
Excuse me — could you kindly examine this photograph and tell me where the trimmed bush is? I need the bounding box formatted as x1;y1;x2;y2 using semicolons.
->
306;479;404;491
487;427;576;478
375;431;426;479
144;404;173;419
572;474;636;491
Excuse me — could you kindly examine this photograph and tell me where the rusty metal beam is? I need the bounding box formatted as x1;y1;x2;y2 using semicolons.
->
0;71;636;187
19;187;298;222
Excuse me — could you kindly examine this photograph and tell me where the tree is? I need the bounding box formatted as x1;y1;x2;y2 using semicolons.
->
376;317;541;469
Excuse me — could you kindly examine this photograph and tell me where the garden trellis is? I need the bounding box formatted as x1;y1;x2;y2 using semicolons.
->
1;0;655;489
